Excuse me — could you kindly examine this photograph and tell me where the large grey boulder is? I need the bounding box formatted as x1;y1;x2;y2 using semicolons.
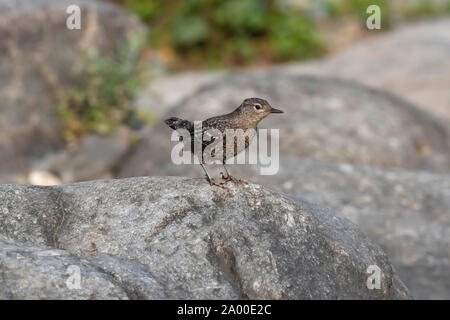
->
286;18;450;122
0;177;410;299
0;238;130;300
166;157;449;299
0;0;146;183
117;73;450;178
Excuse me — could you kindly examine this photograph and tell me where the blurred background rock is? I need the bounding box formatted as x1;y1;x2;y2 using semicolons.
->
0;0;449;299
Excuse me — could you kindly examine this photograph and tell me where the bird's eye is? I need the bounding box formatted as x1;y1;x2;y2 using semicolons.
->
254;104;262;110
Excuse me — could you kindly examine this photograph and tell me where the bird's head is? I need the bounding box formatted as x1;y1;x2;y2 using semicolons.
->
235;97;283;125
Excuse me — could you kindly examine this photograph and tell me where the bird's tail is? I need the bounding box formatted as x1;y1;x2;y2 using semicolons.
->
164;117;193;131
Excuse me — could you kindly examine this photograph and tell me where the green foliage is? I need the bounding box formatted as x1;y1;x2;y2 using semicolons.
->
172;15;209;47
269;12;325;60
117;0;450;69
58;41;145;142
125;0;160;21
405;0;450;18
213;0;267;33
121;0;327;68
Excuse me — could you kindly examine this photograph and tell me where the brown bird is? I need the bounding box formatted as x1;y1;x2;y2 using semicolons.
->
165;97;283;184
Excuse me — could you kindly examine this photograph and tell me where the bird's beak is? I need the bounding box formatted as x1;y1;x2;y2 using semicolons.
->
270;107;284;114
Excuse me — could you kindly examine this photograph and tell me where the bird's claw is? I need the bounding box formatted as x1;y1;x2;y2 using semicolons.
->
220;172;248;185
220;172;233;181
205;175;227;188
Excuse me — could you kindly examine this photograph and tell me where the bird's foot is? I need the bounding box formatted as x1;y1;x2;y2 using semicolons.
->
220;172;248;185
205;175;227;188
220;172;233;181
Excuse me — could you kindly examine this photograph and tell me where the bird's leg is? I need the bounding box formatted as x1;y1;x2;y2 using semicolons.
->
221;162;248;185
221;162;233;181
200;164;214;185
